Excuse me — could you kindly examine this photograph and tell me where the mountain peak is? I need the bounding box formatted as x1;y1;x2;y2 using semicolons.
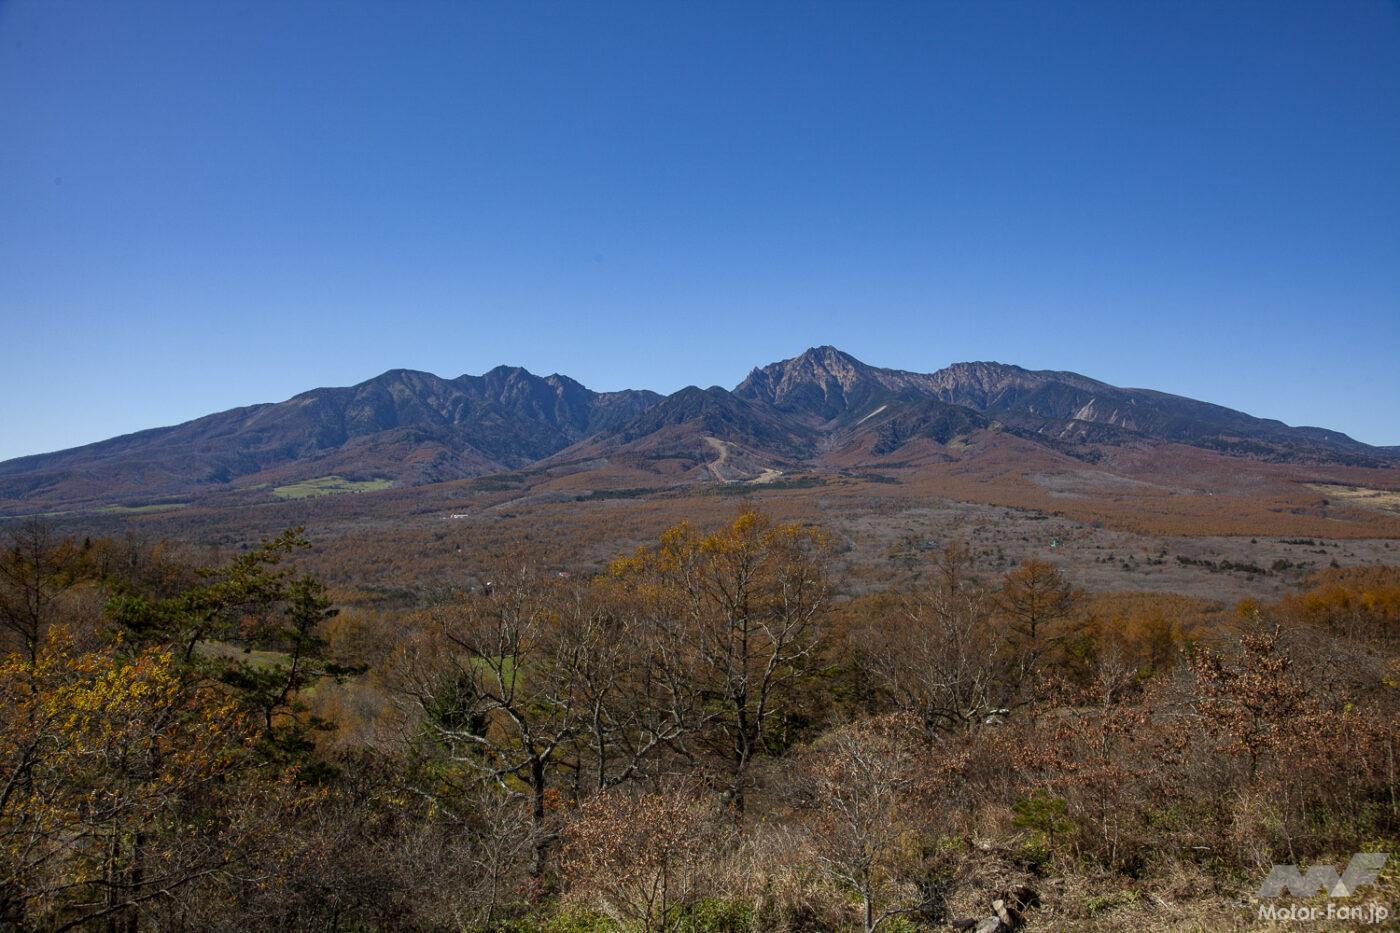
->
733;347;878;418
735;347;950;422
794;344;860;364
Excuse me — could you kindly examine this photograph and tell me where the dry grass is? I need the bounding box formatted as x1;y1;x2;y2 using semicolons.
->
1308;482;1400;514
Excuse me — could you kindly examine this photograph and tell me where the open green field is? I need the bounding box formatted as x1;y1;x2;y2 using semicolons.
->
96;502;187;514
195;639;291;669
272;475;393;500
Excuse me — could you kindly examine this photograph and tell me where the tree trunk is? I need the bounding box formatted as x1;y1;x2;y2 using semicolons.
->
529;755;549;878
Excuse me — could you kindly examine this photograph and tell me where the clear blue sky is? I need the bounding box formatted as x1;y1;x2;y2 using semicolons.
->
2;0;1398;461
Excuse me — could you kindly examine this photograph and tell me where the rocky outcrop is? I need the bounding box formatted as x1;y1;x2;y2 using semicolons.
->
952;885;1040;933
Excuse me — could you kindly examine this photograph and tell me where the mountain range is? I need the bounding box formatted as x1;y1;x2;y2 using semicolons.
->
1;347;1392;514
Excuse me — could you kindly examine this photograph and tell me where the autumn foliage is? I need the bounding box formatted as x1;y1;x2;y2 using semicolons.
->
0;514;1397;931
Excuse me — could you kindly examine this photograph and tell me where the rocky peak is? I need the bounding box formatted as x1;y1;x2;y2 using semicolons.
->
733;346;889;419
749;346;869;392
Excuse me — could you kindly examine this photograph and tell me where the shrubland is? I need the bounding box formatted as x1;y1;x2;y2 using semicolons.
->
1;511;1397;931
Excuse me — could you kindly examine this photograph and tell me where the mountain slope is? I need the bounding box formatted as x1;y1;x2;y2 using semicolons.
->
916;361;1381;462
603;386;815;456
544;385;818;483
0;367;659;510
734;348;1388;466
0;347;1391;515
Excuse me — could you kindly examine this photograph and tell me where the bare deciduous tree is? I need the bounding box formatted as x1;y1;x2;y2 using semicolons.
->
858;544;1014;734
563;787;724;932
796;715;964;933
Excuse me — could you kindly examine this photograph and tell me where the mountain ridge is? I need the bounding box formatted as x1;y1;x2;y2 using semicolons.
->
1;348;1391;514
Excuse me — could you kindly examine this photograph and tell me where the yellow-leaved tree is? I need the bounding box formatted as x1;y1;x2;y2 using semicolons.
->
0;632;256;931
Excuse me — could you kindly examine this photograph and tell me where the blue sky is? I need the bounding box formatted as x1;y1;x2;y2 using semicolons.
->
2;0;1398;460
